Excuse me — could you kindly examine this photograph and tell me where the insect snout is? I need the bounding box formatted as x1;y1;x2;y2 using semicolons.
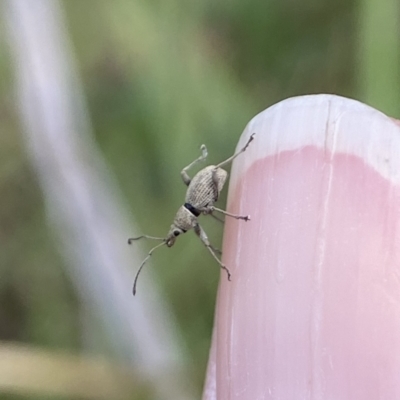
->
166;227;184;247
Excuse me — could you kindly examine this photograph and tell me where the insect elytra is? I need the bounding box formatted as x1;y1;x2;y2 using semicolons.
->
128;133;255;295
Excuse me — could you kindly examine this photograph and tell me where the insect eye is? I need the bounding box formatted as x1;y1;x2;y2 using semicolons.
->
173;230;180;237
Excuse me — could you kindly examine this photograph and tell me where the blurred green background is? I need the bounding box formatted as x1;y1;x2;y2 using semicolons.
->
0;0;398;398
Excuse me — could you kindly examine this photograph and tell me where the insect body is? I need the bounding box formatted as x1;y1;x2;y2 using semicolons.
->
129;133;255;295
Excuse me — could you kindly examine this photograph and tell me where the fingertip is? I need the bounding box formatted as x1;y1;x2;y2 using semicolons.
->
204;95;400;399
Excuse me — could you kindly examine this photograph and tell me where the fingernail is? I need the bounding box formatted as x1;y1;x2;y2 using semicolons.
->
204;95;400;399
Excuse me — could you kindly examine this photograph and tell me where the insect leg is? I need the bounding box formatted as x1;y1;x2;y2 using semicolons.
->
209;212;225;224
181;144;208;186
214;132;255;169
210;206;250;221
194;223;231;280
210;244;222;255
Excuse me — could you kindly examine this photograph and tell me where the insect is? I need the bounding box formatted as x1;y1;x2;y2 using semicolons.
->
128;133;255;295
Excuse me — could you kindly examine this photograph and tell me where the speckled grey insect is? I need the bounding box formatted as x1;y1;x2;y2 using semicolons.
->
128;133;255;295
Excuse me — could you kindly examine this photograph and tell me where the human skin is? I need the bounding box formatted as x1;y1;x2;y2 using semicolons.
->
203;95;400;399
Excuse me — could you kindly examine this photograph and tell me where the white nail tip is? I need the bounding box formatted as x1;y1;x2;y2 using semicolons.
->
231;94;400;188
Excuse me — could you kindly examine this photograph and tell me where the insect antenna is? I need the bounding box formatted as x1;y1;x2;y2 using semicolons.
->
128;235;165;244
132;240;166;295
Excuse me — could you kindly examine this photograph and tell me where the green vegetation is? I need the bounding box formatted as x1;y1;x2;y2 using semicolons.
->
0;0;398;398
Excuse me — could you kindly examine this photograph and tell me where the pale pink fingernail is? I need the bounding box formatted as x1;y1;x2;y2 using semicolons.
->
203;95;400;399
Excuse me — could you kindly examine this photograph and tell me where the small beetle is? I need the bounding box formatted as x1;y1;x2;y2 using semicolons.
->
129;133;255;295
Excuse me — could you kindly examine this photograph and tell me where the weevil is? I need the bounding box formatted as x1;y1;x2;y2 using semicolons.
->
128;133;255;295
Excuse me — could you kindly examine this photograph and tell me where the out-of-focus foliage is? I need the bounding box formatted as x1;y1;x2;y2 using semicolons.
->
0;0;398;398
357;0;400;116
